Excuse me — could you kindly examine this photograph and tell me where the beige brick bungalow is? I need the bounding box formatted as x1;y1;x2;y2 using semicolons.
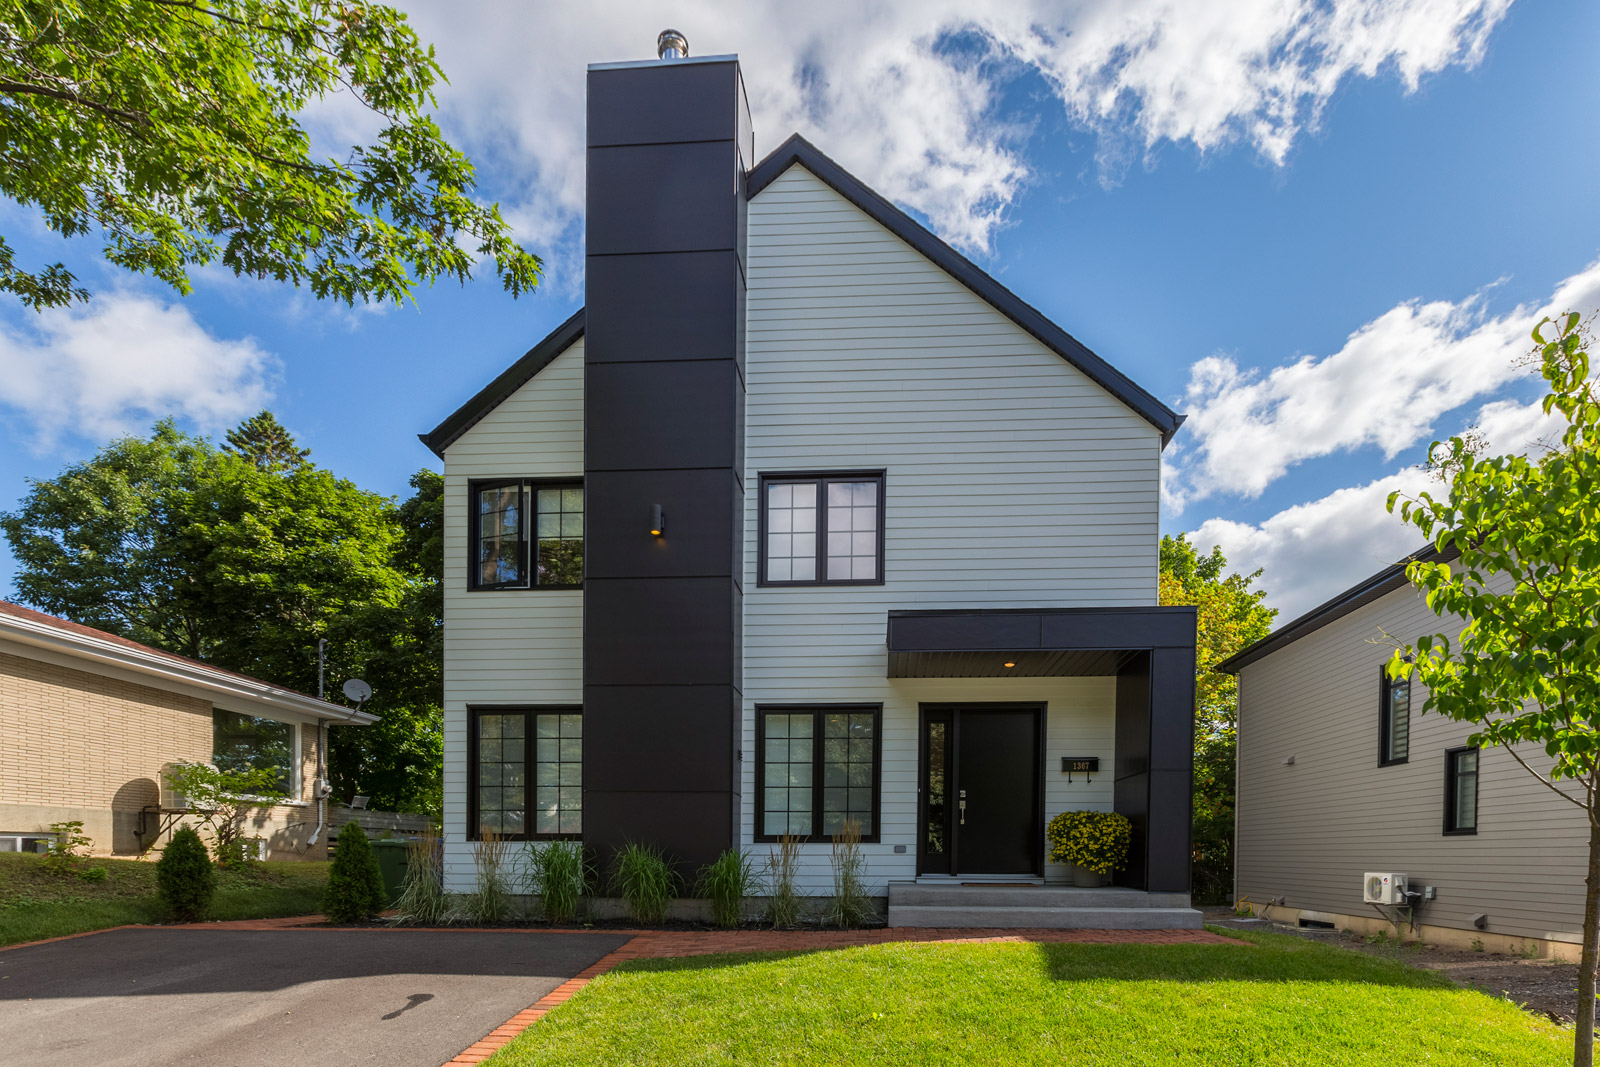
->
0;601;375;859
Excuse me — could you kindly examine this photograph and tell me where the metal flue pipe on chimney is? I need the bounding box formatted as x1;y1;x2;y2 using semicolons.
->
657;29;688;59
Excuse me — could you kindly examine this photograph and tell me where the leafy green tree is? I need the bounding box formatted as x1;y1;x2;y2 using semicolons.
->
1160;534;1276;904
162;762;285;866
225;411;311;472
0;0;540;310
1387;312;1600;1066
1;416;443;813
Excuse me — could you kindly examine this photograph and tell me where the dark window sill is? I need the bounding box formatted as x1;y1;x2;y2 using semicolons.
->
1378;757;1409;768
1442;828;1478;837
753;833;881;845
757;580;886;589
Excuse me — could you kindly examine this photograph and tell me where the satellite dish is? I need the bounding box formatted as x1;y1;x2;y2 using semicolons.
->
342;678;372;705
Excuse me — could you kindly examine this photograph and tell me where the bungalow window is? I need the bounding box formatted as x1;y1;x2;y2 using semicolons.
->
759;473;884;586
212;711;296;795
1444;747;1479;834
470;480;583;590
756;706;881;841
472;709;582;839
1379;672;1411;766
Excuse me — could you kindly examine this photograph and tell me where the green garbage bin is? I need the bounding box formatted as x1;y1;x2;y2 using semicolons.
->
371;839;410;905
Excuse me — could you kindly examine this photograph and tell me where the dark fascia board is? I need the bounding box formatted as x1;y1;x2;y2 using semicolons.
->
418;308;586;459
887;605;1197;653
747;134;1186;448
1214;542;1461;675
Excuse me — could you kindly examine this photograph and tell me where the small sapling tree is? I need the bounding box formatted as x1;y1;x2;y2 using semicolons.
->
1387;313;1600;1066
163;762;285;867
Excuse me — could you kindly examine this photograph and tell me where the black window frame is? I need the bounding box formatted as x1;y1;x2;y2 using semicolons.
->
467;705;583;842
1443;745;1480;835
757;470;886;588
754;704;883;843
466;478;584;591
1379;669;1411;767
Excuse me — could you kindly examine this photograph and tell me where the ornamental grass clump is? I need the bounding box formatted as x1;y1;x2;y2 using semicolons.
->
1047;810;1133;876
696;848;758;928
463;827;518;923
612;843;679;925
156;826;216;921
391;824;450;926
766;834;804;929
323;821;387;923
529;839;592;924
827;817;873;928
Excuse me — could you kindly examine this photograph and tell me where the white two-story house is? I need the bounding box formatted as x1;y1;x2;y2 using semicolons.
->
421;37;1199;927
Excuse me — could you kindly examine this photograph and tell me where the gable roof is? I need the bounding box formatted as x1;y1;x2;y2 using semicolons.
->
1213;542;1459;675
420;135;1184;458
0;600;374;723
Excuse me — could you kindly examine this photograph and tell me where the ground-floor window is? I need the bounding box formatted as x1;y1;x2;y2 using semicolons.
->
212;710;297;795
755;705;881;842
471;707;582;839
1444;746;1479;834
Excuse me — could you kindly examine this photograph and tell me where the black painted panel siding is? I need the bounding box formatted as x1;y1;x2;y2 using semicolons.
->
583;56;748;874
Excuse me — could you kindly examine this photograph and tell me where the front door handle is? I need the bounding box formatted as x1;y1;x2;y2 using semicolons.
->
958;798;967;826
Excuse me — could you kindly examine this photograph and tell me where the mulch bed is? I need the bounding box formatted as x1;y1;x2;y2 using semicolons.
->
1204;909;1584;1028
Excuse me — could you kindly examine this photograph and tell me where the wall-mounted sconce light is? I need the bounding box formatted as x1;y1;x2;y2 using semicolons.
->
1002;661;1015;669
650;504;665;537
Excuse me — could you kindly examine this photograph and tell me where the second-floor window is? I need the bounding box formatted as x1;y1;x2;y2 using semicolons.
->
1444;746;1479;834
470;480;583;589
759;472;885;586
1379;671;1410;765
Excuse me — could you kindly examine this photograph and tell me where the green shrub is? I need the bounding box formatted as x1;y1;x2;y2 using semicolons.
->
611;843;678;925
41;820;93;875
323;823;386;923
529;839;591;924
696;848;757;928
391;825;451;926
765;834;804;929
1047;810;1132;875
462;827;518;923
77;865;109;883
157;827;216;921
826;817;873;928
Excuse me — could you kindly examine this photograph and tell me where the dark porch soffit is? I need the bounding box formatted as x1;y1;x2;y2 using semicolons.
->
886;607;1197;678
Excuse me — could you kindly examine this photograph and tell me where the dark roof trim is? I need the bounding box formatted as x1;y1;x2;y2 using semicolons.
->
746;134;1186;446
1214;542;1460;675
418;308;586;458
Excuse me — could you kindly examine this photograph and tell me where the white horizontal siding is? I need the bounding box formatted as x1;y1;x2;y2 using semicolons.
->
1236;578;1587;943
739;166;1159;890
440;341;584;890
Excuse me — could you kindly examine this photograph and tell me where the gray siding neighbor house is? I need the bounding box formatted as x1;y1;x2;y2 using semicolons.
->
1219;548;1587;959
420;39;1200;927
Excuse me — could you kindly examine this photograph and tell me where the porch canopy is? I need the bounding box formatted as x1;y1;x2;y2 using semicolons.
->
885;606;1198;894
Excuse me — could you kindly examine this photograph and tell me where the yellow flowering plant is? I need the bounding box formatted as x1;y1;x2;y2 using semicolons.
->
1046;810;1132;875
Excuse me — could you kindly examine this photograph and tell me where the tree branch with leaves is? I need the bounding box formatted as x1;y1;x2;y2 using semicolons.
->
1387;312;1600;1066
0;0;541;309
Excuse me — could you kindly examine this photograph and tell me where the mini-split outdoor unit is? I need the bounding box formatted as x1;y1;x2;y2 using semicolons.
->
1363;872;1408;905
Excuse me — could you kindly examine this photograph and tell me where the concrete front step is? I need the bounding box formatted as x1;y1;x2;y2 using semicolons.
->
888;884;1192;910
886;905;1205;930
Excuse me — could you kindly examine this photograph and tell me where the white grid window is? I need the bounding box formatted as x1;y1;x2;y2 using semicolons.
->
764;482;818;582
762;474;882;585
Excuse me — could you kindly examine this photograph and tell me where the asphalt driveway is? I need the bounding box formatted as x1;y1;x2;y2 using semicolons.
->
0;927;632;1067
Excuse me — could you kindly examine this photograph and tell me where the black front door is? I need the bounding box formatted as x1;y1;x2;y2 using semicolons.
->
919;705;1042;876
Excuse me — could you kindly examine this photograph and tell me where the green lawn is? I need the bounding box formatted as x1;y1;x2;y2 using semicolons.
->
0;850;328;946
484;930;1568;1067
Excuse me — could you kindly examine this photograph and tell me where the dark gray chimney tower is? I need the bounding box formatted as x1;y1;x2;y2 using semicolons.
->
582;38;750;872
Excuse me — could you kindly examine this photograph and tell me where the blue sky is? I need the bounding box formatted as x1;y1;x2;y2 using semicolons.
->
2;0;1596;619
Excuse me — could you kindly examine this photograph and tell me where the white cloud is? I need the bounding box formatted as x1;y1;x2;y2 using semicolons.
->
1166;257;1600;512
0;291;277;450
362;0;1510;259
1187;385;1580;619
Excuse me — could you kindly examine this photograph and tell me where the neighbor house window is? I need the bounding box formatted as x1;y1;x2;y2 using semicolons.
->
469;480;583;589
212;711;296;795
1444;746;1479;834
471;708;582;839
759;473;884;586
756;706;880;840
1379;671;1411;766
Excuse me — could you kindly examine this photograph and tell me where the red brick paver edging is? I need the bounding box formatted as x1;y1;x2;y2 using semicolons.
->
444;926;1238;1065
